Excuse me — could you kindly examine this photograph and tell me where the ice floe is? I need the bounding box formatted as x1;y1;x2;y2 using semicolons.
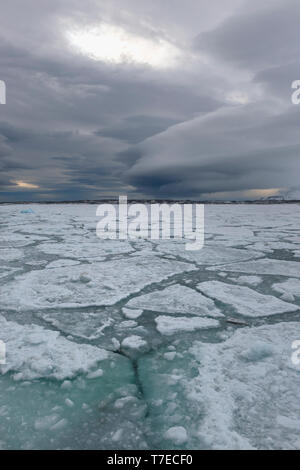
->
126;285;223;318
272;278;300;299
197;281;298;317
207;258;300;278
155;316;220;335
0;315;109;380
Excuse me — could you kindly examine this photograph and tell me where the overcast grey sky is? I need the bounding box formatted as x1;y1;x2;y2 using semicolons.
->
0;0;300;201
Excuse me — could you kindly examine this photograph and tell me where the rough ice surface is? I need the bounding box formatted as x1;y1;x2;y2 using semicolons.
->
0;315;109;380
126;284;223;318
0;256;196;310
197;281;298;317
231;275;262;286
0;203;300;450
155;316;220;335
208;258;300;278
272;278;300;299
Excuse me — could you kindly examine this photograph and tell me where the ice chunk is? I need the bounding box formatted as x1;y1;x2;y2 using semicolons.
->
207;259;300;278
272;278;300;299
232;275;262;286
121;336;148;355
37;239;134;259
164;426;188;445
118;321;138;329
155;316;220;336
0;248;23;262
37;311;114;341
86;369;104;379
197;281;298;317
126;285;223;318
0;315;109;380
157;242;260;266
122;308;143;319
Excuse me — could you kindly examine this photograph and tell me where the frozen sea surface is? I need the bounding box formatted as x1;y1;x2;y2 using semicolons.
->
0;203;299;449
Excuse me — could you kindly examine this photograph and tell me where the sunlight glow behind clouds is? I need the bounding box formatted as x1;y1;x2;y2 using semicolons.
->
66;23;180;68
13;180;40;189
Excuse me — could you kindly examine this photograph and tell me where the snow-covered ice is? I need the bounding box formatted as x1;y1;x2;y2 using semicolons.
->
197;281;298;317
272;278;300;299
126;284;223;318
0;203;299;450
0;255;196;310
155;316;220;335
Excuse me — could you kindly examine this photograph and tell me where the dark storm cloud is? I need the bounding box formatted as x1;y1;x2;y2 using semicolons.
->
0;0;299;201
196;0;300;70
95;115;181;144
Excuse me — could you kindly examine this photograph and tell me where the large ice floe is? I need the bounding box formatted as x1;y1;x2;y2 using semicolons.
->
0;203;299;449
126;285;223;318
197;281;298;317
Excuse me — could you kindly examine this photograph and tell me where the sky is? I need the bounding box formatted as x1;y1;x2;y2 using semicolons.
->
0;0;300;202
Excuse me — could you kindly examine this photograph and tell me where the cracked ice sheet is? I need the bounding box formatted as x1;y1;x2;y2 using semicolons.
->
0;315;109;381
155;316;220;336
230;275;262;286
188;322;300;449
0;267;20;280
126;285;223;318
139;322;300;450
0;233;45;248
0;255;197;310
37;239;134;259
39;310;115;342
0;248;24;262
197;281;298;317
272;278;300;298
207;258;300;278
0;316;146;449
156;241;261;265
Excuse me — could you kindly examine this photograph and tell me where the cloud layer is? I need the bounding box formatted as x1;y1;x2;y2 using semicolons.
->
0;0;299;201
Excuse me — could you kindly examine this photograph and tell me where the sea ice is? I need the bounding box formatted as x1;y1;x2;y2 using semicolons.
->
0;315;109;381
139;321;300;450
0;256;197;310
126;285;223;318
232;275;262;286
188;322;300;449
272;278;300;299
122;308;143;319
207;258;300;278
164;426;188;445
197;281;298;317
121;336;149;356
155;316;220;336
